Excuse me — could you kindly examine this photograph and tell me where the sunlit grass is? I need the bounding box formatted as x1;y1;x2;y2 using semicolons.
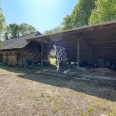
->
50;58;56;65
71;62;75;64
87;106;94;112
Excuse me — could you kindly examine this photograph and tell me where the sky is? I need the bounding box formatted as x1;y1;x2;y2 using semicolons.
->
1;0;78;33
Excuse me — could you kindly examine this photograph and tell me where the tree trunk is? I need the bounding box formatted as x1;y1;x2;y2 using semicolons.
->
57;57;59;71
57;63;59;71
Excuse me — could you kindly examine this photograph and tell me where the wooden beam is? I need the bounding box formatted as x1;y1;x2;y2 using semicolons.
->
41;39;43;66
86;34;116;40
32;54;41;66
79;33;86;42
89;40;116;44
86;27;116;37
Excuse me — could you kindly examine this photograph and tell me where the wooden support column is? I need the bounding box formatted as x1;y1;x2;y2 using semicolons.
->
77;34;86;70
77;38;80;69
41;39;43;66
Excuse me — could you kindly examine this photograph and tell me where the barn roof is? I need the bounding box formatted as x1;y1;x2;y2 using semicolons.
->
0;31;41;50
27;20;116;48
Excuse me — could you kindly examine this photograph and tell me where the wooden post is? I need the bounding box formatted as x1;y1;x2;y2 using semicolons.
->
77;33;86;70
93;48;95;64
41;39;43;66
77;38;80;69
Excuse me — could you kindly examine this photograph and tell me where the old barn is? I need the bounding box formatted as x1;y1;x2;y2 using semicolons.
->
28;21;116;69
0;31;49;67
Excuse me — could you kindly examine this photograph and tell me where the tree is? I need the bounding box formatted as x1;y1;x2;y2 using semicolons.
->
9;23;19;38
55;46;68;71
4;25;10;40
44;0;97;32
0;1;6;43
19;23;36;36
4;23;36;39
0;8;5;35
89;0;116;25
61;15;73;31
44;25;61;34
61;0;96;30
71;0;96;27
0;10;5;32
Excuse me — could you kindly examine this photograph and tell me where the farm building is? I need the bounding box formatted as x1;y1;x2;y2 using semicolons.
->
28;21;116;69
0;31;49;67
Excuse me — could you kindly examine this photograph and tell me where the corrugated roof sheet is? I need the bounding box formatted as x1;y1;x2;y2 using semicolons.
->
0;31;41;50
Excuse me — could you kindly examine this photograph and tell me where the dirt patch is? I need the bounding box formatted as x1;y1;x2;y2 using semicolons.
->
0;66;116;116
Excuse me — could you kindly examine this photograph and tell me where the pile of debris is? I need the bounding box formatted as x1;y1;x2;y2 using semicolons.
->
63;67;86;77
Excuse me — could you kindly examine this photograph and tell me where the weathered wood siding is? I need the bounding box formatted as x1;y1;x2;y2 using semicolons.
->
66;47;116;64
95;47;116;62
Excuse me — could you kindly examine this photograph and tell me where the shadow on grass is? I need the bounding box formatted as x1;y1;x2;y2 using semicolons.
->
0;65;116;101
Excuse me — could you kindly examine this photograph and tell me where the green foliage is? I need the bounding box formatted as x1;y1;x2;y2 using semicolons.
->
61;0;96;30
72;0;96;27
19;23;36;36
45;0;96;31
4;25;10;40
89;0;116;25
61;15;73;30
27;0;116;35
0;8;5;34
44;25;61;34
42;0;116;33
9;23;19;38
4;23;36;39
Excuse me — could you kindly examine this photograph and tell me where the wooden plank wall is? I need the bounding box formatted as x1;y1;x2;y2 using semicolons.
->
80;48;94;63
66;47;116;64
95;47;116;63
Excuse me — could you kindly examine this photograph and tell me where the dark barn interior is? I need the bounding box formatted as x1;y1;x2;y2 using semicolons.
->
28;21;116;69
